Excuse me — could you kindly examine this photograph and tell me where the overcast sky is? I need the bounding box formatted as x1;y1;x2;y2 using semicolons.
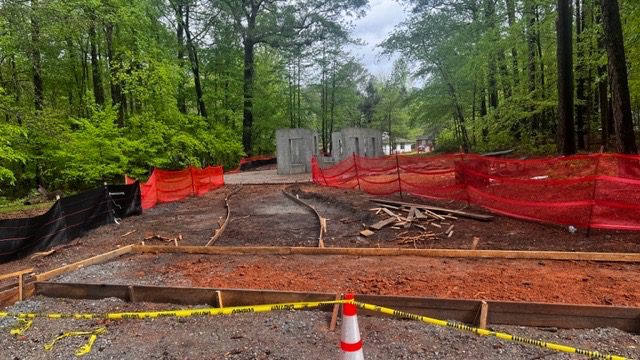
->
349;0;408;78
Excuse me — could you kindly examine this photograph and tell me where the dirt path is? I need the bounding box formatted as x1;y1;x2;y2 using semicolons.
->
56;253;640;307
216;185;319;247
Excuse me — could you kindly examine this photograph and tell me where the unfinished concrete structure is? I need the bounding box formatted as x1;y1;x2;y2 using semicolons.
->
330;128;384;161
276;128;319;175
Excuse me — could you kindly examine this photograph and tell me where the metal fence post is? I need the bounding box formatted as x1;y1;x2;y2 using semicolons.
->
353;153;361;191
395;152;403;199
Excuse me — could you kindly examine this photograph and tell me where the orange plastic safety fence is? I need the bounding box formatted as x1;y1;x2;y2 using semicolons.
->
312;153;640;231
126;166;224;209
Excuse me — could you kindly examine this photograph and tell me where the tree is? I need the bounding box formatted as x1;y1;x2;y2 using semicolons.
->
216;0;366;155
556;0;576;155
600;0;637;154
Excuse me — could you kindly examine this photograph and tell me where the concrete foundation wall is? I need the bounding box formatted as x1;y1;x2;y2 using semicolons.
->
331;128;384;161
276;128;318;175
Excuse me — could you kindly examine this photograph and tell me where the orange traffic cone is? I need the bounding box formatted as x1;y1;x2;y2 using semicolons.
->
340;294;364;360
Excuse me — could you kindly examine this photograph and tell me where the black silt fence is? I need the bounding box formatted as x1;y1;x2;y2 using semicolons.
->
0;183;141;263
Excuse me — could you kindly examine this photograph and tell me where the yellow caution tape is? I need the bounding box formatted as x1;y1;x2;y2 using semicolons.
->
44;327;106;356
1;299;630;359
355;302;629;360
75;332;100;356
9;318;33;336
0;300;349;321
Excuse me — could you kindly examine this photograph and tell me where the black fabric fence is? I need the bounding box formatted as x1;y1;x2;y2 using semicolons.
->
0;183;141;263
107;182;142;219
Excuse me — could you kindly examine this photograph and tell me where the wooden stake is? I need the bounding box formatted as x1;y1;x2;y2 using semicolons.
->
329;293;341;331
479;301;489;329
18;274;23;301
216;290;224;308
127;285;136;302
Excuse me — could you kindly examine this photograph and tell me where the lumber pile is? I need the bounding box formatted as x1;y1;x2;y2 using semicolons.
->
362;199;492;248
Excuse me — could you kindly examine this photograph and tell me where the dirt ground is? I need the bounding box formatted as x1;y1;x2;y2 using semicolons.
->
55;253;640;307
1;297;637;360
2;183;640;280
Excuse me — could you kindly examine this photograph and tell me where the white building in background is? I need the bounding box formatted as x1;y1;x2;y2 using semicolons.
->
382;132;415;155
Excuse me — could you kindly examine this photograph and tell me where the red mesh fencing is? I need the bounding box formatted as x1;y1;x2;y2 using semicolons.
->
126;166;224;209
312;153;640;231
227;155;276;174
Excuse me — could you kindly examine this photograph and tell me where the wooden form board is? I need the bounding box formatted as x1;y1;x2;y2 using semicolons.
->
35;245;134;282
132;245;640;263
282;190;324;247
34;282;640;332
4;243;640;307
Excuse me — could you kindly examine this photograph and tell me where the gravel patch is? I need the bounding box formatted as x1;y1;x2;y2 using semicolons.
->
1;297;638;359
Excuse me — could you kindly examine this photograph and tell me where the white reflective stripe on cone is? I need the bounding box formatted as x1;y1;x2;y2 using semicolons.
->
341;315;361;344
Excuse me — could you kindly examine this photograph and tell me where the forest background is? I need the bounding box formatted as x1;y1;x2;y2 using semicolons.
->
0;0;638;199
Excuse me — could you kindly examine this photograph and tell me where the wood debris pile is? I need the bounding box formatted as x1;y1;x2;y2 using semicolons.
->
359;199;493;248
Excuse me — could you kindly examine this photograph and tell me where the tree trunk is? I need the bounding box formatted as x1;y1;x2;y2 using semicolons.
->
31;0;44;111
599;0;637;153
105;23;125;126
184;6;207;119
242;35;255;155
89;20;105;107
575;0;586;149
505;0;519;86
556;0;576;155
485;0;498;109
176;4;187;115
297;55;302;128
329;60;336;154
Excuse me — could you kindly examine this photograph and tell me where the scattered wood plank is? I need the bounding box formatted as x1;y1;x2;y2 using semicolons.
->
404;207;416;229
430;223;442;228
121;230;137;238
445;225;455;234
414;209;428;220
371;199;493;221
370;217;397;230
30;249;56;260
360;230;375;237
381;208;397;217
472;237;480;250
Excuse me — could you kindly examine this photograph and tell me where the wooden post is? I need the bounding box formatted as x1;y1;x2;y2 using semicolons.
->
479;301;489;329
18;274;23;301
190;167;197;196
127;285;136;302
586;153;602;237
216;290;224;308
395;152;403;199
329;293;341;331
352;153;361;191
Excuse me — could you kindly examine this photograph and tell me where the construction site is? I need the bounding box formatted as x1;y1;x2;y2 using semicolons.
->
0;151;639;360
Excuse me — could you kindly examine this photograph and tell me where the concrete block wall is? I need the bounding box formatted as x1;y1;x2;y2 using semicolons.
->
276;128;318;175
331;128;384;161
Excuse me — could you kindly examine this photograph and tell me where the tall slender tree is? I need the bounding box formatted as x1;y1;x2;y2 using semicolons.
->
556;0;576;155
599;0;637;153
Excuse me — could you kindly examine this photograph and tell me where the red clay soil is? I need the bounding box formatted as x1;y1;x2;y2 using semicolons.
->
158;254;640;307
